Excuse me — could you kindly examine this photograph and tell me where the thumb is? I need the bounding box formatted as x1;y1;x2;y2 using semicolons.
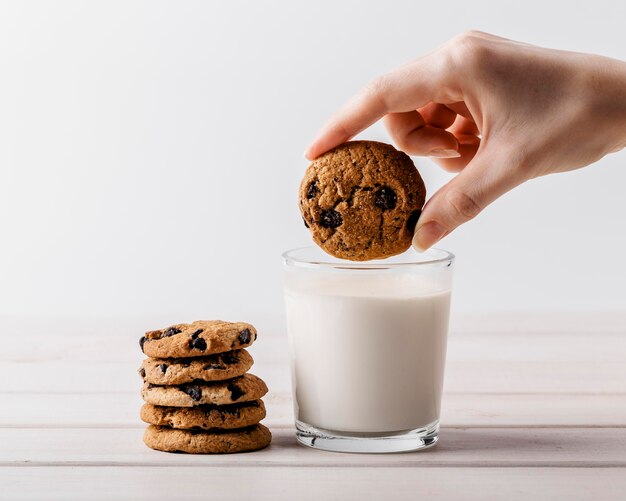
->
412;150;522;251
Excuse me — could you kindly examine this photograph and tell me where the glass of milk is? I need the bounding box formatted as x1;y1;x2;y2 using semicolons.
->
282;246;454;453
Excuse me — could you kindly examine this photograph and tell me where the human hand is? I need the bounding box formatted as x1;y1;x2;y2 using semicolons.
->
305;31;626;250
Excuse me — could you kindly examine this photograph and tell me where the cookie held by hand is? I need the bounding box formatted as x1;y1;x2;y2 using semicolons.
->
300;140;426;261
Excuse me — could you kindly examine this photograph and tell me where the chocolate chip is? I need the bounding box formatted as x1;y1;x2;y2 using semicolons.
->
199;401;256;416
238;329;252;345
221;352;239;365
188;329;206;350
203;363;225;370
182;385;202;401
406;209;422;231
163;327;182;337
306;181;319;199
319;209;343;228
139;368;146;378
303;217;309;228
139;336;146;352
158;363;168;374
221;407;241;418
374;186;397;211
217;404;240;421
189;336;207;351
227;382;244;401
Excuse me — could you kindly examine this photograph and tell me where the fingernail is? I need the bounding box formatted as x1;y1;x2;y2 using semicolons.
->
413;221;447;252
303;151;310;160
428;148;461;158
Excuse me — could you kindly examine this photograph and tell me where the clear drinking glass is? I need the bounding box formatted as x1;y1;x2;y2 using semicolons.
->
282;246;454;453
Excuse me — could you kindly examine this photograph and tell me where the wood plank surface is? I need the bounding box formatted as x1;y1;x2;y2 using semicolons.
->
0;314;624;499
2;427;625;467
1;393;625;428
2;467;626;501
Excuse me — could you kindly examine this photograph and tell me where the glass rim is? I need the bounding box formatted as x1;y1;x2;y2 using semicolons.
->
282;246;455;270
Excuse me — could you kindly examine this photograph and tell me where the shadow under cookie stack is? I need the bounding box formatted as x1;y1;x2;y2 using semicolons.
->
138;320;271;454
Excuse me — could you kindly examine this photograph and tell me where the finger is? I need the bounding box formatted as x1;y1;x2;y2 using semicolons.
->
431;138;480;173
412;147;523;251
445;101;475;121
449;114;480;136
455;133;481;146
384;111;459;157
417;103;457;129
430;115;480;171
304;87;388;160
305;53;455;159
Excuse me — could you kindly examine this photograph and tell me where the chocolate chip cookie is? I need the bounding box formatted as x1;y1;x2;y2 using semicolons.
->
141;373;268;407
140;400;266;430
140;320;257;359
143;423;272;454
138;349;253;385
299;140;426;261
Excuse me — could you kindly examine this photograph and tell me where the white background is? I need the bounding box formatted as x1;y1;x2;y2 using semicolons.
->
1;0;625;327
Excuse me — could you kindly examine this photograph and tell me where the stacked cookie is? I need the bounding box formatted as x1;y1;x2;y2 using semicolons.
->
138;320;271;454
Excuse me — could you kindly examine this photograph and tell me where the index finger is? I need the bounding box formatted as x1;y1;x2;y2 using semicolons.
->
304;53;456;160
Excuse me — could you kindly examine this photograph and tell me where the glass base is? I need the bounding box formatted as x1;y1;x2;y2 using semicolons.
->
295;419;439;453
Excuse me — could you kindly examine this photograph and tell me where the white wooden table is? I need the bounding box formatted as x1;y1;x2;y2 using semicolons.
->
1;314;625;500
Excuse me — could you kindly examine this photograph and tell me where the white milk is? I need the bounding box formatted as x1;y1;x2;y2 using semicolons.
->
285;274;451;434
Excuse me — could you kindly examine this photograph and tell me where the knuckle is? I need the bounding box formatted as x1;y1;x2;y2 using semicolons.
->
448;30;492;71
445;188;482;222
459;29;489;40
